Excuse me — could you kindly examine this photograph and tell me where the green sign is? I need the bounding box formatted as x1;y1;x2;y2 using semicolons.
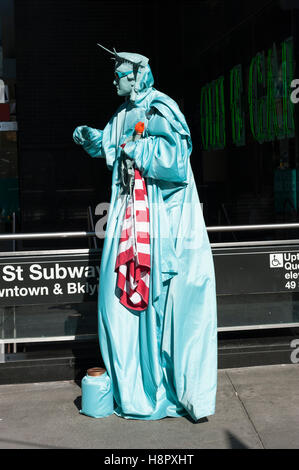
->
200;76;226;151
230;64;245;146
200;37;295;150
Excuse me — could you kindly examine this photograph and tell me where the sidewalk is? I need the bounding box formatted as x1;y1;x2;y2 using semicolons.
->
0;364;298;449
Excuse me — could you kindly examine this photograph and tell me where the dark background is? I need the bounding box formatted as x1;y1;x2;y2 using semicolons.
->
9;0;299;248
1;0;299;378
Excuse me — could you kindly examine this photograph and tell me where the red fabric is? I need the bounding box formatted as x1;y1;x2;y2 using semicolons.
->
0;103;10;121
115;168;150;311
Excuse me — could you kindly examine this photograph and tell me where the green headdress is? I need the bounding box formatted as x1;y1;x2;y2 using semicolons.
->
97;43;150;101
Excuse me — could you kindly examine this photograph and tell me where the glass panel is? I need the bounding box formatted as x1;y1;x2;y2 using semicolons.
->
183;1;299;244
218;293;299;329
0;0;18;243
0;302;98;340
2;293;299;341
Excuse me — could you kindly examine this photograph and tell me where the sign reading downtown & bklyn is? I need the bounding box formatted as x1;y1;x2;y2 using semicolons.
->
0;250;101;307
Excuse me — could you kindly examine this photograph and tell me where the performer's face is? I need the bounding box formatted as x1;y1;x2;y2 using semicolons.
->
113;64;135;96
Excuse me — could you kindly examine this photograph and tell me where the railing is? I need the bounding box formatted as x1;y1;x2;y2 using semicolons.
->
1;222;299;360
0;222;299;248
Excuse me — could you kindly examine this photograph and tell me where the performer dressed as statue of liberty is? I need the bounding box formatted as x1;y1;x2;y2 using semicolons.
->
73;44;217;421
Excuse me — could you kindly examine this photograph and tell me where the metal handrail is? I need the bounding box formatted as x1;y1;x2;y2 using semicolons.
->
0;223;299;241
0;231;95;241
208;223;299;232
211;239;299;248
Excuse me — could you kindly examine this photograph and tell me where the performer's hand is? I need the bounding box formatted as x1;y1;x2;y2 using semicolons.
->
135;122;145;135
73;125;93;145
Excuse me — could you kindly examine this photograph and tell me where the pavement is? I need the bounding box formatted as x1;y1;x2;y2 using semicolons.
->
0;363;299;450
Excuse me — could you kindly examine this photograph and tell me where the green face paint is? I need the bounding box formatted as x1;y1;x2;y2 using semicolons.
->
113;64;135;97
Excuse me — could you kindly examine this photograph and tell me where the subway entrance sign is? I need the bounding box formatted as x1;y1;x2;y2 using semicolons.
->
213;244;299;295
1;245;299;309
0;249;100;307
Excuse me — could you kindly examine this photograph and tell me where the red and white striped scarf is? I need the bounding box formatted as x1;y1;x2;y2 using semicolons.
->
115;168;150;311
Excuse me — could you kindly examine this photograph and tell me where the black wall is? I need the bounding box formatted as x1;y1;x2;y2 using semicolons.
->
14;0;295;249
14;0;185;249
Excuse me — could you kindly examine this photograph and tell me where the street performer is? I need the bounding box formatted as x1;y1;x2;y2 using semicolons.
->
73;45;217;421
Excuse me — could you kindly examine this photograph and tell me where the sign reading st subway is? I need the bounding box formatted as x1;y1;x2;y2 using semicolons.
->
0;255;100;307
1;263;100;282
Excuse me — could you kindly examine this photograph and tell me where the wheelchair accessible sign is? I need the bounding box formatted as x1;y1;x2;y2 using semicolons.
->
213;245;299;295
269;252;299;290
